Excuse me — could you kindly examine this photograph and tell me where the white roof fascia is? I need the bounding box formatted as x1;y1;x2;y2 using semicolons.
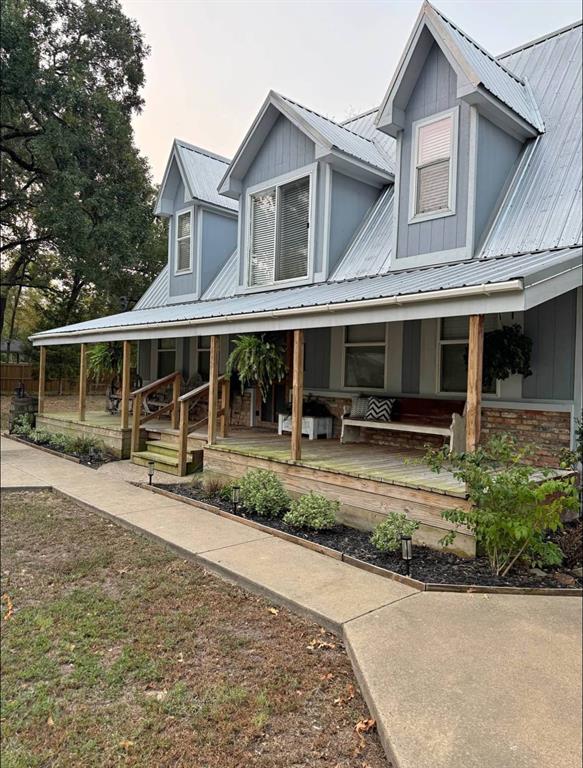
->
154;142;194;216
315;148;393;185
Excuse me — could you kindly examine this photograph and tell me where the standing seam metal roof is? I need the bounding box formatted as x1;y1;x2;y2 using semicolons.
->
33;247;581;338
175;141;239;212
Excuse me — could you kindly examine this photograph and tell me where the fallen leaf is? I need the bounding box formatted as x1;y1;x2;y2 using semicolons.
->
320;672;335;682
355;718;376;734
307;637;336;651
47;715;55;727
119;740;134;751
268;607;279;616
1;593;14;621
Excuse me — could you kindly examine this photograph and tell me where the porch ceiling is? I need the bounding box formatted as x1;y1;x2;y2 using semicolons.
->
30;247;581;346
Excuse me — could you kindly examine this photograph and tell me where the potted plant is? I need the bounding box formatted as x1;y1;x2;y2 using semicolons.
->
226;334;287;403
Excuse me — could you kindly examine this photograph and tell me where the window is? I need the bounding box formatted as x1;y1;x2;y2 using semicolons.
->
175;210;192;273
248;174;310;287
343;324;387;389
410;109;457;221
197;335;211;381
438;316;497;394
157;338;177;378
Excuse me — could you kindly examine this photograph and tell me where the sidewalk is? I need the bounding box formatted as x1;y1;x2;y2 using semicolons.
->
2;435;582;768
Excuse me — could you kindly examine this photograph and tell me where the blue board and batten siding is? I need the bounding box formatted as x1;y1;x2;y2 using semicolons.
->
523;290;577;400
474;117;522;249
200;210;237;295
396;43;471;261
168;178;195;298
328;172;380;273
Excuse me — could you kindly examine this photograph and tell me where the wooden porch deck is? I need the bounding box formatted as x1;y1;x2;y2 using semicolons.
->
208;429;465;497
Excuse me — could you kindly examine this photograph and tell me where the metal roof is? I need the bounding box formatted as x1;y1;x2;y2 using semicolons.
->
175;141;238;212
134;265;169;310
332;187;394;281
341;109;397;171
279;95;394;175
429;3;544;132
201;250;238;300
32;247;581;340
480;22;582;256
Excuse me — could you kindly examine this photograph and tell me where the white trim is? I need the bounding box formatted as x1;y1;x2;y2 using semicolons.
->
391;246;470;269
435;315;500;397
408;106;459;224
466;106;479;256
320;161;333;280
340;323;389;391
389;133;402;267
244;162;317;291
573;286;582;447
195;207;203;298
174;207;194;275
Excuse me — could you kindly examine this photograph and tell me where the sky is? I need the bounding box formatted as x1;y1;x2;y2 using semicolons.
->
119;0;582;180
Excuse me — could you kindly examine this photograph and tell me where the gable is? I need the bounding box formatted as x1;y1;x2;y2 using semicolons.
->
243;114;315;189
377;3;542;140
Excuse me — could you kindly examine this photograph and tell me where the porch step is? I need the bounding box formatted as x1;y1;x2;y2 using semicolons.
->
131;440;203;476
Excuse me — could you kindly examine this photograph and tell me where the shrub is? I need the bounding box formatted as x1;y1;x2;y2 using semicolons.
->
70;435;105;458
48;433;76;453
239;469;290;518
425;434;579;576
283;492;338;530
29;428;52;445
371;512;419;553
12;414;34;437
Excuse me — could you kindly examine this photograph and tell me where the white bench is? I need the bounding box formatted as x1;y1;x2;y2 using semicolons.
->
341;398;466;452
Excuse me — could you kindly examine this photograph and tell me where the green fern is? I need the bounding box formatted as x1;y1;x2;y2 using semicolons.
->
226;335;287;402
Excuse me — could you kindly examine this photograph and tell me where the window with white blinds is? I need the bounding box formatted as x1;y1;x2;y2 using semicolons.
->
248;174;310;287
175;210;192;273
411;111;456;219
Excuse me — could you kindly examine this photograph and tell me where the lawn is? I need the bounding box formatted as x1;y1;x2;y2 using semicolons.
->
0;491;386;767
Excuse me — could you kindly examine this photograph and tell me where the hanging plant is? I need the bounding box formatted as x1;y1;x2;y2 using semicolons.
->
87;342;123;387
465;324;532;387
226;334;287;402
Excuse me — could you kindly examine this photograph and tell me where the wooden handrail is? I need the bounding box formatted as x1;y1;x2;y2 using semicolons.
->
178;375;225;404
131;370;180;397
130;370;182;454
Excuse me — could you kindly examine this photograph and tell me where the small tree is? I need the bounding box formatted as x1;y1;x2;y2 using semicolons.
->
425;435;578;576
226;335;286;402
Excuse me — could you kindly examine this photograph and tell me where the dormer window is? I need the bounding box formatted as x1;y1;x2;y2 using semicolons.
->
175;209;193;274
410;107;458;223
248;172;311;287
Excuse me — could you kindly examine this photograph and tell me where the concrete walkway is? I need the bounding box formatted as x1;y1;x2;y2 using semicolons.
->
1;435;582;768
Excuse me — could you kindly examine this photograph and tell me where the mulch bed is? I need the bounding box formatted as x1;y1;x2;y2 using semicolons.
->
8;432;116;468
158;483;583;591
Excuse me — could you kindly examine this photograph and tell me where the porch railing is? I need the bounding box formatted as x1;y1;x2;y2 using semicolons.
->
177;376;229;475
130;371;182;453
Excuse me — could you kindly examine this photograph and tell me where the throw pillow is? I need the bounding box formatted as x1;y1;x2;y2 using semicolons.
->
365;396;395;423
349;396;368;419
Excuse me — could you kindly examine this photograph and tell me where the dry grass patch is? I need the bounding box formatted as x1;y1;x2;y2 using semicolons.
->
1;491;387;767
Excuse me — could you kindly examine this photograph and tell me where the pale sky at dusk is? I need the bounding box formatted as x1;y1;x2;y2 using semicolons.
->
119;0;582;181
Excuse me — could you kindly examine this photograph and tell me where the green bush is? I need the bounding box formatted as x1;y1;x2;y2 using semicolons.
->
12;414;34;437
283;492;338;530
48;433;76;453
70;435;105;457
29;428;52;445
425;434;579;576
239;469;290;518
371;512;419;553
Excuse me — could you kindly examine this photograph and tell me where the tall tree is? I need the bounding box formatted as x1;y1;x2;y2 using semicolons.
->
0;0;165;334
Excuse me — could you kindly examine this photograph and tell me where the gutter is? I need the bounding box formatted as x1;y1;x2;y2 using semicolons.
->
31;279;523;345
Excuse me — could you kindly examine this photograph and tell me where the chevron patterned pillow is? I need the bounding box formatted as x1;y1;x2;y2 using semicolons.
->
365;396;395;422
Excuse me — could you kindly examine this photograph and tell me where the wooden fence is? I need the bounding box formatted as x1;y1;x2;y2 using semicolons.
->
1;362;106;396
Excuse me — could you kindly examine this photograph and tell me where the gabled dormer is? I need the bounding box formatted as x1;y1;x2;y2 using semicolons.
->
218;91;393;292
376;1;544;269
155;141;238;304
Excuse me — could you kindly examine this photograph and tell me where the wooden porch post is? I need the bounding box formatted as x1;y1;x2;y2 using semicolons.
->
120;340;131;429
466;314;484;452
38;346;46;416
291;329;304;461
78;344;87;421
219;377;230;438
207;335;220;445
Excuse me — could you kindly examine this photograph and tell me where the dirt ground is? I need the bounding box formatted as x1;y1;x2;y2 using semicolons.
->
0;491;387;768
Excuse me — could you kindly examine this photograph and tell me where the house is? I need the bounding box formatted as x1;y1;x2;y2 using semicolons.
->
30;3;582;554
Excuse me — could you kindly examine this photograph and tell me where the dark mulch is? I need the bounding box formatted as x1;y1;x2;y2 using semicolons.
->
159;483;583;590
9;432;116;468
